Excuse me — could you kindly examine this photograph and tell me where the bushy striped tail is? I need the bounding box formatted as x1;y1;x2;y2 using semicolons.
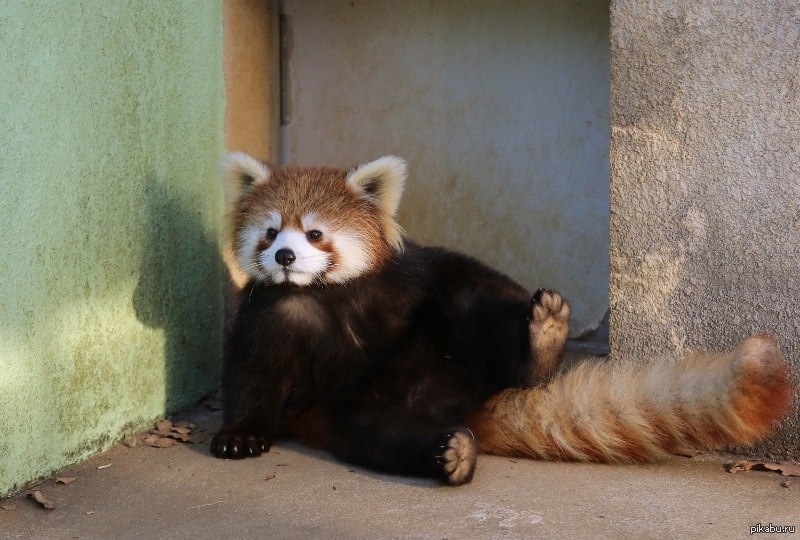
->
469;335;794;463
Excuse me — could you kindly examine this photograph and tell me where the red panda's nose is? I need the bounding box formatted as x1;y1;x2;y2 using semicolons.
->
275;248;296;267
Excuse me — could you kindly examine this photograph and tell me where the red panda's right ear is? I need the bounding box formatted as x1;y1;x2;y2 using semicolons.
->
221;152;272;205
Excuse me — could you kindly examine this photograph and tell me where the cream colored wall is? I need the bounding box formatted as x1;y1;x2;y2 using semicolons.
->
224;0;280;163
223;0;281;289
280;0;611;336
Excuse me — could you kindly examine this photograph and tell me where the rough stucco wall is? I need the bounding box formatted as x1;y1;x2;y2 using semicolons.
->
610;1;800;456
0;3;225;495
281;0;610;336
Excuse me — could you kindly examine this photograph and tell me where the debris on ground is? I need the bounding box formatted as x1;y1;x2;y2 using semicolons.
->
124;419;208;449
28;490;54;510
55;477;77;485
724;460;800;477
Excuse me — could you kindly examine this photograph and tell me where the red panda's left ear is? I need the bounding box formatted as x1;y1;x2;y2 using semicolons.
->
346;156;407;217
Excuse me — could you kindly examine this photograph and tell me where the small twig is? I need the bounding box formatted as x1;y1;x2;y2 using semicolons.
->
185;501;225;511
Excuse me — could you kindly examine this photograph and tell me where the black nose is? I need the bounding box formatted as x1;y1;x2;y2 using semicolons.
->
275;248;296;267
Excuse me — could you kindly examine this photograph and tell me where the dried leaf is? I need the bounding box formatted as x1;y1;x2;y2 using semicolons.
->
155;419;173;432
164;432;191;442
264;474;276;481
172;427;192;435
781;480;793;488
152;437;177;448
28;490;54;510
1;504;17;511
96;464;112;470
122;436;138;448
86;510;96;515
762;462;800;477
55;477;77;485
724;460;758;473
725;460;800;477
142;434;160;445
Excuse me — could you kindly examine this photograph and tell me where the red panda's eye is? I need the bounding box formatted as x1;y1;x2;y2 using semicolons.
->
266;228;279;240
307;230;323;241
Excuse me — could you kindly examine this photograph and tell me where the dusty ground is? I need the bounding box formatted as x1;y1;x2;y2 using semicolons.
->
1;404;797;540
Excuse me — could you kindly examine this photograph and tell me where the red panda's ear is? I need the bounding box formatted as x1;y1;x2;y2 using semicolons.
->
221;152;272;205
346;156;407;217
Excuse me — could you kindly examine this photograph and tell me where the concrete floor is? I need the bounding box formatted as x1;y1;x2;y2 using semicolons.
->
1;405;797;540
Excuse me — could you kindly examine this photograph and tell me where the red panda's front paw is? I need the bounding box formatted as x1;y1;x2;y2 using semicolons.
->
210;427;270;459
433;428;478;486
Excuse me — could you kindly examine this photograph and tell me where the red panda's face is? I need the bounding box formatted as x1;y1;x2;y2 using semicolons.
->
223;154;406;287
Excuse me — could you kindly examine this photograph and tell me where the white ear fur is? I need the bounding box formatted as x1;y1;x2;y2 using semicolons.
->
346;156;407;217
221;152;271;205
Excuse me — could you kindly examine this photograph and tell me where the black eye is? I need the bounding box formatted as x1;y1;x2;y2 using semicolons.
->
266;228;278;240
307;230;323;241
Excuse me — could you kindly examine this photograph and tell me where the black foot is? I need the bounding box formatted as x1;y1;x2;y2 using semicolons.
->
433;428;478;486
210;427;270;459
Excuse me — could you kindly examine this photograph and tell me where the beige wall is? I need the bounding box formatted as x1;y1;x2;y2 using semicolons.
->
223;0;281;289
280;0;611;337
224;0;279;163
610;0;800;456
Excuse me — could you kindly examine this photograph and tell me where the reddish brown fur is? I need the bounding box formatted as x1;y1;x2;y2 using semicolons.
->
282;406;334;450
731;359;793;443
468;336;794;464
234;166;395;272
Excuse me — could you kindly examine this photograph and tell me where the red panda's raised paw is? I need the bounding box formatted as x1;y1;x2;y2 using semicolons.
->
210;427;270;459
528;288;570;383
433;429;478;486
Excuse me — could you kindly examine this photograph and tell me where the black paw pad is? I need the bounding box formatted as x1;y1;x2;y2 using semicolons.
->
432;428;478;486
210;427;269;459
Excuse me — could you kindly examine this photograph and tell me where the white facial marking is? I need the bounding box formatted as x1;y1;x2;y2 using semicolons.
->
236;211;282;280
237;213;373;285
259;228;330;285
326;229;372;283
301;212;322;231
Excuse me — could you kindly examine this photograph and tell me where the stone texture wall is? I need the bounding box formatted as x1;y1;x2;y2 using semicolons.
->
0;3;225;495
610;0;800;456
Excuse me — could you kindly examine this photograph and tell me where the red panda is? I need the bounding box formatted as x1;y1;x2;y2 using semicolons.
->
211;153;794;486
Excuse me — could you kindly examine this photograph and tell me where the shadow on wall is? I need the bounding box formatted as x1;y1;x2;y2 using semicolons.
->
132;174;224;414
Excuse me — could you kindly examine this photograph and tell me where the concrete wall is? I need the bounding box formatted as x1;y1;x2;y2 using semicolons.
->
610;1;800;456
0;3;225;496
281;0;611;336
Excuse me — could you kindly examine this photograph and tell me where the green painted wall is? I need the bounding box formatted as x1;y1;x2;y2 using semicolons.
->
0;2;225;496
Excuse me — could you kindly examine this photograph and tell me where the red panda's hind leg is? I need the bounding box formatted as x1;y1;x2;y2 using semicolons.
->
528;288;570;384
